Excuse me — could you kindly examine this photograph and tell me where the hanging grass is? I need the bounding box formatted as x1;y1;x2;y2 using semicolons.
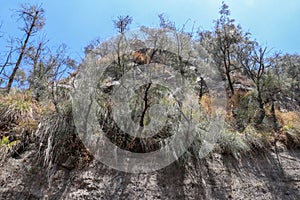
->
37;101;93;174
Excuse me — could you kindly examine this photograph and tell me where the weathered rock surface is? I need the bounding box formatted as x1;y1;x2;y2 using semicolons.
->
0;144;299;200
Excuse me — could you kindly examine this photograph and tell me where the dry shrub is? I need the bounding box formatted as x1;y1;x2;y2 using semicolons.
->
276;111;300;146
0;91;46;158
276;111;300;128
200;94;212;114
0;91;41;139
215;128;250;158
242;125;271;151
200;94;226;117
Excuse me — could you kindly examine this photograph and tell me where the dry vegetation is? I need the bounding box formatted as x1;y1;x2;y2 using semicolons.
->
0;2;299;169
0;91;43;159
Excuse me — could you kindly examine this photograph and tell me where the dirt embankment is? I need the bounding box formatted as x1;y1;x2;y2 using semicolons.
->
0;143;299;200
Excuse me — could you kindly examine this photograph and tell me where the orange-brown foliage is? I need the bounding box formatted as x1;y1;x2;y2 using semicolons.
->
226;90;250;118
131;51;150;65
200;94;212;114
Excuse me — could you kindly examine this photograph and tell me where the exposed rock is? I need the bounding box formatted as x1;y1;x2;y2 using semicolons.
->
1;143;299;200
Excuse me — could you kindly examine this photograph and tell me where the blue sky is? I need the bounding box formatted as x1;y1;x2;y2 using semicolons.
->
0;0;300;61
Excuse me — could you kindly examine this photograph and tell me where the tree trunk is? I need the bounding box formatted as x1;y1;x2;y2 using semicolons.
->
223;51;234;96
271;100;280;132
226;71;234;95
255;86;265;125
139;83;152;128
6;14;37;93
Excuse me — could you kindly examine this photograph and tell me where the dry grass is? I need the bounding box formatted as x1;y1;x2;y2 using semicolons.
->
276;111;300;147
276;111;300;128
0;88;298;167
215;128;250;158
38;102;93;173
0;91;46;158
0;91;43;138
242;125;271;150
199;94;212;114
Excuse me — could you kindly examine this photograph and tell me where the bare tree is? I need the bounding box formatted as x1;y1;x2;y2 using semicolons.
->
113;15;132;34
158;13;176;31
0;40;14;85
26;40;73;101
5;4;45;93
240;43;272;125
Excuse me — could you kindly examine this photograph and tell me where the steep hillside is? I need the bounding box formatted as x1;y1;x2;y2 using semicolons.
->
0;135;299;199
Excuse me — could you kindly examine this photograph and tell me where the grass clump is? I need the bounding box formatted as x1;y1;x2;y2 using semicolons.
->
242;125;271;151
215;128;250;158
0;91;41;134
38;102;93;172
0;91;44;158
0;136;20;148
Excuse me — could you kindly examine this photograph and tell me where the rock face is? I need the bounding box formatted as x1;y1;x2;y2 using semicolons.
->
0;144;299;200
